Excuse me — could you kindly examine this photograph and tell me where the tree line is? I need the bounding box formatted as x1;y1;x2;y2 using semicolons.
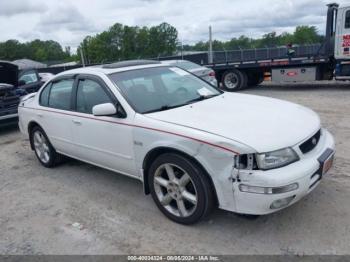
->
0;39;73;63
78;22;178;64
183;26;324;52
0;24;323;64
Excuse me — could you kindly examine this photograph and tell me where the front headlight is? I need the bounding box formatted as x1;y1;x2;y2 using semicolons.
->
256;147;299;170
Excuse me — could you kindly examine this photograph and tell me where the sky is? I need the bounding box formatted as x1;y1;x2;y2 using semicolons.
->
0;0;349;52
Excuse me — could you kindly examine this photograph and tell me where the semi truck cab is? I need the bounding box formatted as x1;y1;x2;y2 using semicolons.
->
334;4;350;79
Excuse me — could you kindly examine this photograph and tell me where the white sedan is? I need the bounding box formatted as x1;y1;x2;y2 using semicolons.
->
18;60;335;224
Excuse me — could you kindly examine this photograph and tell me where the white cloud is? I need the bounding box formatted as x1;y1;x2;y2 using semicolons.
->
0;0;349;50
0;0;47;16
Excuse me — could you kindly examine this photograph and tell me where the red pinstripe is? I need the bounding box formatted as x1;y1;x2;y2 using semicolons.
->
21;106;240;155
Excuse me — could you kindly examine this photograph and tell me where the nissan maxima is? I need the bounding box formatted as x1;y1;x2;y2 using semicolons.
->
18;60;335;224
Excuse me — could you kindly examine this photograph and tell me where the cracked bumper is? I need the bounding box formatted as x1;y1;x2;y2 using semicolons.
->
231;129;335;215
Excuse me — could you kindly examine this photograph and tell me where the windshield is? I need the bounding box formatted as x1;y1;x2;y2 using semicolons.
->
109;66;222;114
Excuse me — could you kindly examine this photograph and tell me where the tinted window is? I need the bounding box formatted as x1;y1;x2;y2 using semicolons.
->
76;79;111;114
19;70;38;84
48;79;74;110
346;11;350;28
39;83;51;106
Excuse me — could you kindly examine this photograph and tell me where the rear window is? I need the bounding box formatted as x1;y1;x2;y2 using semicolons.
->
19;70;39;84
48;79;74;110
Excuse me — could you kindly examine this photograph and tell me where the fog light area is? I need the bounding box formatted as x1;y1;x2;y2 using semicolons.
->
270;196;296;209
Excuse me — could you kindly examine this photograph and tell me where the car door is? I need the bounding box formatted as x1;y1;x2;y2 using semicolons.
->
71;75;136;176
38;77;76;155
18;70;43;93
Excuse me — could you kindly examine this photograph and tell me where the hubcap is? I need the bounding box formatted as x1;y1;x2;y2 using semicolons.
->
154;163;198;218
224;72;239;89
33;131;50;164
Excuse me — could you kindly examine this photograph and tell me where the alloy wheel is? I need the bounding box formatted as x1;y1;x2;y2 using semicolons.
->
153;163;198;218
33;130;51;164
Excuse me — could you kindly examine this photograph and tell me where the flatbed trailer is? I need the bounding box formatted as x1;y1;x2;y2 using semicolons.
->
158;3;350;91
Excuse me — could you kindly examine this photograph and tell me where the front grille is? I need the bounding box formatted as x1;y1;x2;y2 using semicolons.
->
299;129;321;154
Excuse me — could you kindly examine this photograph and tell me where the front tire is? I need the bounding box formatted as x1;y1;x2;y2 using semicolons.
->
148;153;214;224
30;126;63;168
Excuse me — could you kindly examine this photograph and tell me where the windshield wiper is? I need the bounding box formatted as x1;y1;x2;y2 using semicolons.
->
143;104;185;114
143;94;219;114
183;94;219;105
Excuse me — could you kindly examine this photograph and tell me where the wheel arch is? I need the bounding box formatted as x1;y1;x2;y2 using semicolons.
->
28;121;43;150
142;146;219;206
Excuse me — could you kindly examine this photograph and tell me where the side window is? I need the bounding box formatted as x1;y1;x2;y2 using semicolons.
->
19;70;38;84
346;10;350;29
39;83;51;106
48;79;74;110
76;79;111;114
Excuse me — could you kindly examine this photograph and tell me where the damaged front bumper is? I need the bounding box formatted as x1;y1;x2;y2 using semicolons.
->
231;128;335;215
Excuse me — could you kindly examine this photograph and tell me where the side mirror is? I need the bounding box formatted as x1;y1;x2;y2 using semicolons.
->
18;80;26;86
92;103;117;116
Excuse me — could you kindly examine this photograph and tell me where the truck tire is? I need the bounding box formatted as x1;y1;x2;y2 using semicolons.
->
222;69;247;91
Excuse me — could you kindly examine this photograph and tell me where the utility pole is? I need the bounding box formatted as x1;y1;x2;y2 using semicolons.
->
209;26;213;64
80;48;86;67
181;37;184;60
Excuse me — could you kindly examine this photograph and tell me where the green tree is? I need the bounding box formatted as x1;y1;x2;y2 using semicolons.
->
0;39;71;62
78;22;178;63
293;26;321;44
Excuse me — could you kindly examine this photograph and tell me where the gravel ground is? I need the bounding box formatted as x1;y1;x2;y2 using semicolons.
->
0;81;349;255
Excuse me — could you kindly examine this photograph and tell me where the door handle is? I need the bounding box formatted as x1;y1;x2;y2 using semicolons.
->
72;119;82;125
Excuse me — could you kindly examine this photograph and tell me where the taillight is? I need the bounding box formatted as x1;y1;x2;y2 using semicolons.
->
209;71;215;77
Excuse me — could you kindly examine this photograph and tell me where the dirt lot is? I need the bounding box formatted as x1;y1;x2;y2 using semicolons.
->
0;81;349;255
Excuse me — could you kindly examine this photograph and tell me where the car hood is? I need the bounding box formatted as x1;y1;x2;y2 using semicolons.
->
0;61;18;87
146;93;321;153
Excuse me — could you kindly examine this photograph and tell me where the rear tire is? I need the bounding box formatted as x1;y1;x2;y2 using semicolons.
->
30;126;64;168
148;153;214;224
222;69;247;91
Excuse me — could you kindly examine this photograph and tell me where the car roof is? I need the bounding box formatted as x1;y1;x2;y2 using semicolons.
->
55;60;168;77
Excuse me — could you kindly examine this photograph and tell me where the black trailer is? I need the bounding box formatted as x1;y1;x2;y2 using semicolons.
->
157;3;349;91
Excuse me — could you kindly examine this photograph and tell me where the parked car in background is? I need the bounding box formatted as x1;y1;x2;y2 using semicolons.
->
39;72;55;83
18;69;44;93
0;61;43;126
18;60;335;224
161;60;218;87
0;83;21;126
